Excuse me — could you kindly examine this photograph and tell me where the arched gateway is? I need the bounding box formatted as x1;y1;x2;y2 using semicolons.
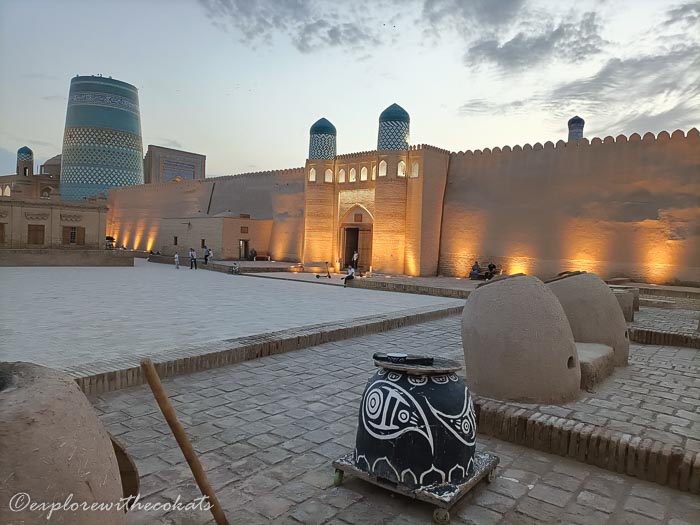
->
339;205;373;272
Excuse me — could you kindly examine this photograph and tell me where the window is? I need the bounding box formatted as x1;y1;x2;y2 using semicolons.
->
241;226;249;233
397;160;406;177
174;236;178;246
0;223;5;244
360;167;368;181
27;224;45;245
372;165;376;180
62;226;85;245
325;169;333;183
308;168;316;182
411;162;419;178
354;213;363;223
23;167;29;176
349;168;356;182
339;169;346;183
201;239;206;248
379;160;387;177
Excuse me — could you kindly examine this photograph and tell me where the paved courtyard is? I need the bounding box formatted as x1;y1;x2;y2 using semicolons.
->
92;318;700;525
0;259;461;370
632;308;699;335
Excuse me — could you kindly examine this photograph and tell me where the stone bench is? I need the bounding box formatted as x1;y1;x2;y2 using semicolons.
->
612;289;635;322
577;342;615;390
609;285;640;311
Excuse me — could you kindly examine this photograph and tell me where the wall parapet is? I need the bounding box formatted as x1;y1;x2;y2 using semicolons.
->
450;128;698;159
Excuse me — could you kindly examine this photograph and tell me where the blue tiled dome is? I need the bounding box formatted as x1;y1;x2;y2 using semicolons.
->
568;115;585;126
17;146;33;155
310;118;336;136
379;103;410;124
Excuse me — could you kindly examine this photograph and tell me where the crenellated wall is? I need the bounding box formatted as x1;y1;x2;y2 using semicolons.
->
106;127;699;283
439;129;700;284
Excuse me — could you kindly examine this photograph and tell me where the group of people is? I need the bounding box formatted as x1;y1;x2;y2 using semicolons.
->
468;261;498;280
173;246;214;269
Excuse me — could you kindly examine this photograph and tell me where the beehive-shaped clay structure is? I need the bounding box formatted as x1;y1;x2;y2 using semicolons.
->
548;273;629;366
462;275;581;403
0;362;125;525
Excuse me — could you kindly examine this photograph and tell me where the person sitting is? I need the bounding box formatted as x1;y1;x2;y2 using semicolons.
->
342;265;356;288
469;261;481;280
485;263;497;280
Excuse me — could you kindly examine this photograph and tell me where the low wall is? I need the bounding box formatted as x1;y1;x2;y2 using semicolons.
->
0;249;134;267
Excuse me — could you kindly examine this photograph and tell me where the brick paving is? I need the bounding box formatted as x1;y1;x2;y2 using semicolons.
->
0;259;460;369
90;319;700;524
632;307;699;336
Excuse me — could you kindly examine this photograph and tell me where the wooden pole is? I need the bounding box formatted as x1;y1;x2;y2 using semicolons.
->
140;359;230;525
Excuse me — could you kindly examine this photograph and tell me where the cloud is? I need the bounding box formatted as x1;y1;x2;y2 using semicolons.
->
458;41;700;136
545;45;700;133
458;98;527;116
465;12;606;70
664;1;700;28
422;0;526;31
197;0;392;53
159;138;183;149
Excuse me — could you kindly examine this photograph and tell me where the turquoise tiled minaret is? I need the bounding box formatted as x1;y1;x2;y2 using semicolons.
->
16;146;34;176
309;118;337;160
60;75;144;200
377;103;410;150
568;115;585;141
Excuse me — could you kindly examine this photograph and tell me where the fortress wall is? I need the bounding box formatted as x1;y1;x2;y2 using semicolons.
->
439;130;700;284
415;146;450;276
107;168;305;258
107;179;209;251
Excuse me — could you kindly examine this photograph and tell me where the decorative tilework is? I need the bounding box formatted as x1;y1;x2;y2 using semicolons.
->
69;92;139;114
17;152;33;162
377;121;410;150
309;134;336;160
60;127;143;200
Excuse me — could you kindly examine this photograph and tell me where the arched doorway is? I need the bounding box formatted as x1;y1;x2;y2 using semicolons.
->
339;205;373;272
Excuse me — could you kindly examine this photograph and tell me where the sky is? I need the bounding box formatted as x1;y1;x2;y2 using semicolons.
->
0;0;698;176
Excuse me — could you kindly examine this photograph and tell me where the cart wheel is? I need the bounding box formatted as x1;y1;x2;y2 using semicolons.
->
433;508;450;524
334;469;344;487
327;275;331;279
486;468;497;483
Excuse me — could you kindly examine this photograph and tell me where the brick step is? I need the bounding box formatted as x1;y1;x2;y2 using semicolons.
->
640;297;677;308
474;398;700;494
70;304;464;396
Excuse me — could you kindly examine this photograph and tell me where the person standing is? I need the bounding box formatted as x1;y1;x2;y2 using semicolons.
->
208;247;214;262
203;246;209;265
174;252;180;269
189;248;197;269
352;249;359;270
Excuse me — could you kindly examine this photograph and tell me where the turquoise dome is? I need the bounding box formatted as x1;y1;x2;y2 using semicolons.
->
379;103;410;124
310;118;336;136
17;146;33;155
